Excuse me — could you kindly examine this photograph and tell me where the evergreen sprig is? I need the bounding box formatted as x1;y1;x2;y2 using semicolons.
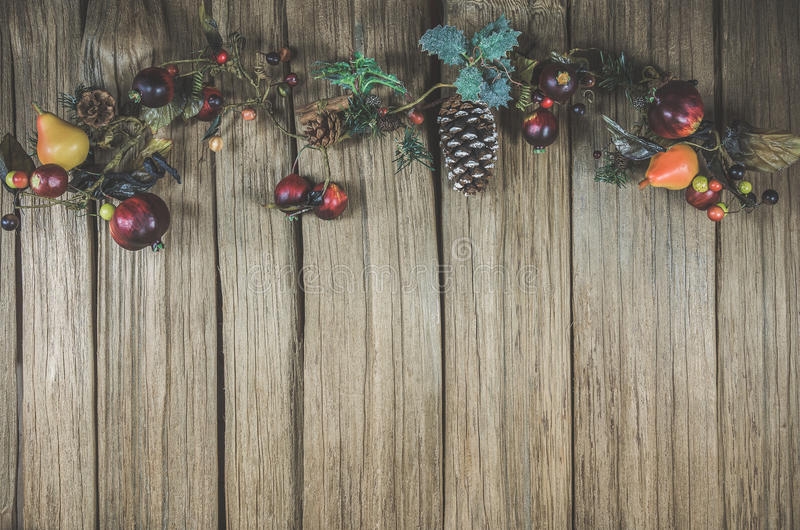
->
312;53;406;96
419;15;520;108
394;127;433;173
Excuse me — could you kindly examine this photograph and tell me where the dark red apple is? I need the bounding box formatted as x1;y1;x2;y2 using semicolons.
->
647;80;704;139
685;186;721;211
312;182;348;220
274;173;312;206
196;87;224;121
110;193;171;251
30;164;69;198
522;108;559;151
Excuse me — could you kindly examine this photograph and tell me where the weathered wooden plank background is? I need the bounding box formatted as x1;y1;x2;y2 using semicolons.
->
1;0;798;528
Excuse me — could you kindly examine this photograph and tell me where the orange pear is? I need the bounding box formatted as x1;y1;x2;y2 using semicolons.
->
33;102;89;171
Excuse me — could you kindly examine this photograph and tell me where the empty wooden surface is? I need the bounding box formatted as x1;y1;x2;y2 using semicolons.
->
1;0;798;529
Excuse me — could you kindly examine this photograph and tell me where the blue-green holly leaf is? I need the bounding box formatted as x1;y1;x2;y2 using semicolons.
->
471;15;521;62
419;25;468;65
480;76;512;108
454;66;484;102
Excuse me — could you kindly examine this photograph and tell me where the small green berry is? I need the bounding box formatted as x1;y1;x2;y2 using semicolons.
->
98;203;116;221
692;175;709;193
737;180;753;194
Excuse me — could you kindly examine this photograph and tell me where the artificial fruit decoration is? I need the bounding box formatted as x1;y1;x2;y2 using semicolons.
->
196;87;224;121
685;185;721;210
522;108;558;152
538;61;578;103
639;143;698;190
33;103;90;171
30;164;69;198
109;193;171;251
274;173;312;207
647;80;704;139
312;182;348;220
129;67;175;108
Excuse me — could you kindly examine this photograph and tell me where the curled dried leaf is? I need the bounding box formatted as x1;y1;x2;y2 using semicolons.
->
723;121;800;173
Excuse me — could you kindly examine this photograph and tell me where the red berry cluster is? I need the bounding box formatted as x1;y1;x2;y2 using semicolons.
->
269;173;348;221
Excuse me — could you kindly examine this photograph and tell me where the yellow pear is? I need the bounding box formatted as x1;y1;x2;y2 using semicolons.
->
33;102;89;171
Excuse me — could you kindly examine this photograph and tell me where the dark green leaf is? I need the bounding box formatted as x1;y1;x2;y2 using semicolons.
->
454;66;483;102
602;115;665;160
202;116;222;141
419;25;468;65
480;76;511;108
0;133;36;175
723;120;800;172
470;15;521;62
199;4;223;50
141;102;182;133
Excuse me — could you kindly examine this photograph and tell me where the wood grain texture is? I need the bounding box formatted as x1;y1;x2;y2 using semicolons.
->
718;0;800;527
211;3;303;529
86;0;218;526
571;1;721;528
8;0;97;527
442;2;572;528
288;1;443;528
0;22;17;530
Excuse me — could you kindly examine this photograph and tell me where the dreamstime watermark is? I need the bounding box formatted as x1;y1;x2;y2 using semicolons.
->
246;237;553;297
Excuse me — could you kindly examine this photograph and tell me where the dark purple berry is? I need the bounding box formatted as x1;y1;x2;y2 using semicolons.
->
761;189;779;205
593;150;603;160
531;90;544;104
571;103;586;116
265;51;281;65
728;164;745;180
1;213;19;231
285;73;299;87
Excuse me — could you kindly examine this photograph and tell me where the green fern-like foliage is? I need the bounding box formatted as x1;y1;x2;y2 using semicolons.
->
419;15;520;108
394;127;433;173
312;53;406;96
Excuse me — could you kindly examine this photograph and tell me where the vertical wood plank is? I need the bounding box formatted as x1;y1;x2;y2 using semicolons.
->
571;0;720;528
212;3;303;529
85;0;218;526
0;21;17;530
442;1;572;528
288;2;443;528
8;0;96;527
718;0;799;527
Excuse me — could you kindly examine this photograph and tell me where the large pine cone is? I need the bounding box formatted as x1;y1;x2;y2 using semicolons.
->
304;111;343;147
438;95;498;195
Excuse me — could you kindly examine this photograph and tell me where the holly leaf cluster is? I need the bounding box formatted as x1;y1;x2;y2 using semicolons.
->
419;14;520;108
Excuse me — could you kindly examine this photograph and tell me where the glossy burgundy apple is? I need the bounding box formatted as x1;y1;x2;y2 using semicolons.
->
30;163;69;198
685;186;721;211
312;182;348;220
274;173;312;207
109;193;171;252
522;108;559;151
647;80;704;139
129;67;175;108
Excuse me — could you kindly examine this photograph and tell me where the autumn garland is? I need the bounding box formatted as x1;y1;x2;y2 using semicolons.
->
2;11;798;250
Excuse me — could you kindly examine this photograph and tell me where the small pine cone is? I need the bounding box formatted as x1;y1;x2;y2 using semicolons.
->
377;114;403;133
76;89;116;128
304;111;342;147
631;94;649;111
365;94;382;108
613;152;629;170
438;95;498;195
